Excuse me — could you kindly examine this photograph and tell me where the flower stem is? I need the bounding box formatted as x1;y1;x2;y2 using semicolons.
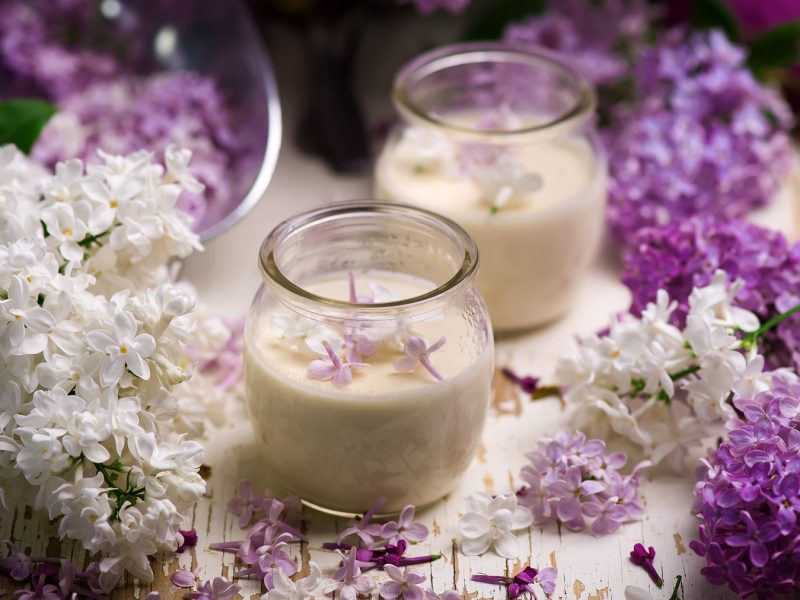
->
668;575;683;600
669;364;701;381
741;302;800;348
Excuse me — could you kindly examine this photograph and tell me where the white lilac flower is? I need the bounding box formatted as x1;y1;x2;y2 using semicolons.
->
262;562;323;600
0;275;56;356
459;491;533;558
86;310;156;385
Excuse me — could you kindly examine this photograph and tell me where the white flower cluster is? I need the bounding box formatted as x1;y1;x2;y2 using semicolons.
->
556;271;782;469
0;145;220;590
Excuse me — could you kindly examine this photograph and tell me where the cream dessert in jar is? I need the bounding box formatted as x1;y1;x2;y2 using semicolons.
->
244;202;493;514
375;43;607;332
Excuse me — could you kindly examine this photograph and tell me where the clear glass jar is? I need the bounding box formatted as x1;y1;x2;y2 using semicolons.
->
244;202;494;514
375;42;607;332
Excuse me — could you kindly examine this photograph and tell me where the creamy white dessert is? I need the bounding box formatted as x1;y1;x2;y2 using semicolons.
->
244;270;493;514
375;121;607;332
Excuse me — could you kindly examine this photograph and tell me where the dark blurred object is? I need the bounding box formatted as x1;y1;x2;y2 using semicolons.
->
249;0;376;173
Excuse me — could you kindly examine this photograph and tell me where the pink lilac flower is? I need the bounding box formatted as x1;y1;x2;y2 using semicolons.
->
235;540;298;589
184;577;240;600
503;0;651;86
393;336;446;381
690;375;800;598
621;216;800;371
517;430;648;535
472;565;558;599
629;544;663;587
308;340;368;387
607;28;793;248
379;565;426;600
380;505;430;545
171;570;196;588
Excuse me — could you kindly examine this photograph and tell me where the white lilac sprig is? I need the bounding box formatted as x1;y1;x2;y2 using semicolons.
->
555;269;799;468
459;491;533;558
0;145;228;590
517;430;648;536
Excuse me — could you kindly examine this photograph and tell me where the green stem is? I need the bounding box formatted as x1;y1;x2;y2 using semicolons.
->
742;302;800;348
670;364;701;382
668;575;683;600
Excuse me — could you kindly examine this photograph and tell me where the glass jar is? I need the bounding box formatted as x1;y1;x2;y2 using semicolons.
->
375;42;607;332
244;201;494;514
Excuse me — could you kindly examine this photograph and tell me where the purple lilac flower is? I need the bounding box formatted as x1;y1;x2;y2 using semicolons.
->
327;549;377;599
396;0;470;15
423;590;460;600
393;336;446;381
308;340;368;387
472;565;558;599
337;498;386;547
380;505;430;545
629;543;663;587
607;28;793;248
726;0;800;36
323;540;441;570
690;375;800;598
503;0;651;86
177;529;198;553
621;216;800;371
517;430;648;535
12;576;61;600
183;577;240;600
379;565;426;600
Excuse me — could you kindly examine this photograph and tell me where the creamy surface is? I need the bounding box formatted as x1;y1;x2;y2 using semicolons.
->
245;271;493;513
375;126;607;331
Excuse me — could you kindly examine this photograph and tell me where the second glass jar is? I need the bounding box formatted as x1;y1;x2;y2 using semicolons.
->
375;42;607;332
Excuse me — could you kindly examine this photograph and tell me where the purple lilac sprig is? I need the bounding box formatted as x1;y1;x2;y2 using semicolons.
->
606;28;793;248
690;375;800;598
472;565;558;599
621;216;800;371
517;430;649;536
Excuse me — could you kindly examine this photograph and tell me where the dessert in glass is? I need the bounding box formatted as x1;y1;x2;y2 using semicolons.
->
244;201;494;514
375;42;607;331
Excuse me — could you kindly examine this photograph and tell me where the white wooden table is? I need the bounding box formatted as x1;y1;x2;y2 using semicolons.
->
4;17;800;600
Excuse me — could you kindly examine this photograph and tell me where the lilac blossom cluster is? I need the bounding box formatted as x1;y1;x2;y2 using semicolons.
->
622;217;800;372
516;431;649;536
690;375;800;598
607;28;794;247
503;0;651;85
32;73;241;227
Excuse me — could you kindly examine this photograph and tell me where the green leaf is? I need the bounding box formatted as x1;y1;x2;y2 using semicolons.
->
691;0;742;42
748;21;800;75
462;0;545;41
0;99;57;154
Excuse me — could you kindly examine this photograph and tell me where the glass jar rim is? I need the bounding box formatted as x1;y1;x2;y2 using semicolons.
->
259;201;479;317
392;41;596;141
